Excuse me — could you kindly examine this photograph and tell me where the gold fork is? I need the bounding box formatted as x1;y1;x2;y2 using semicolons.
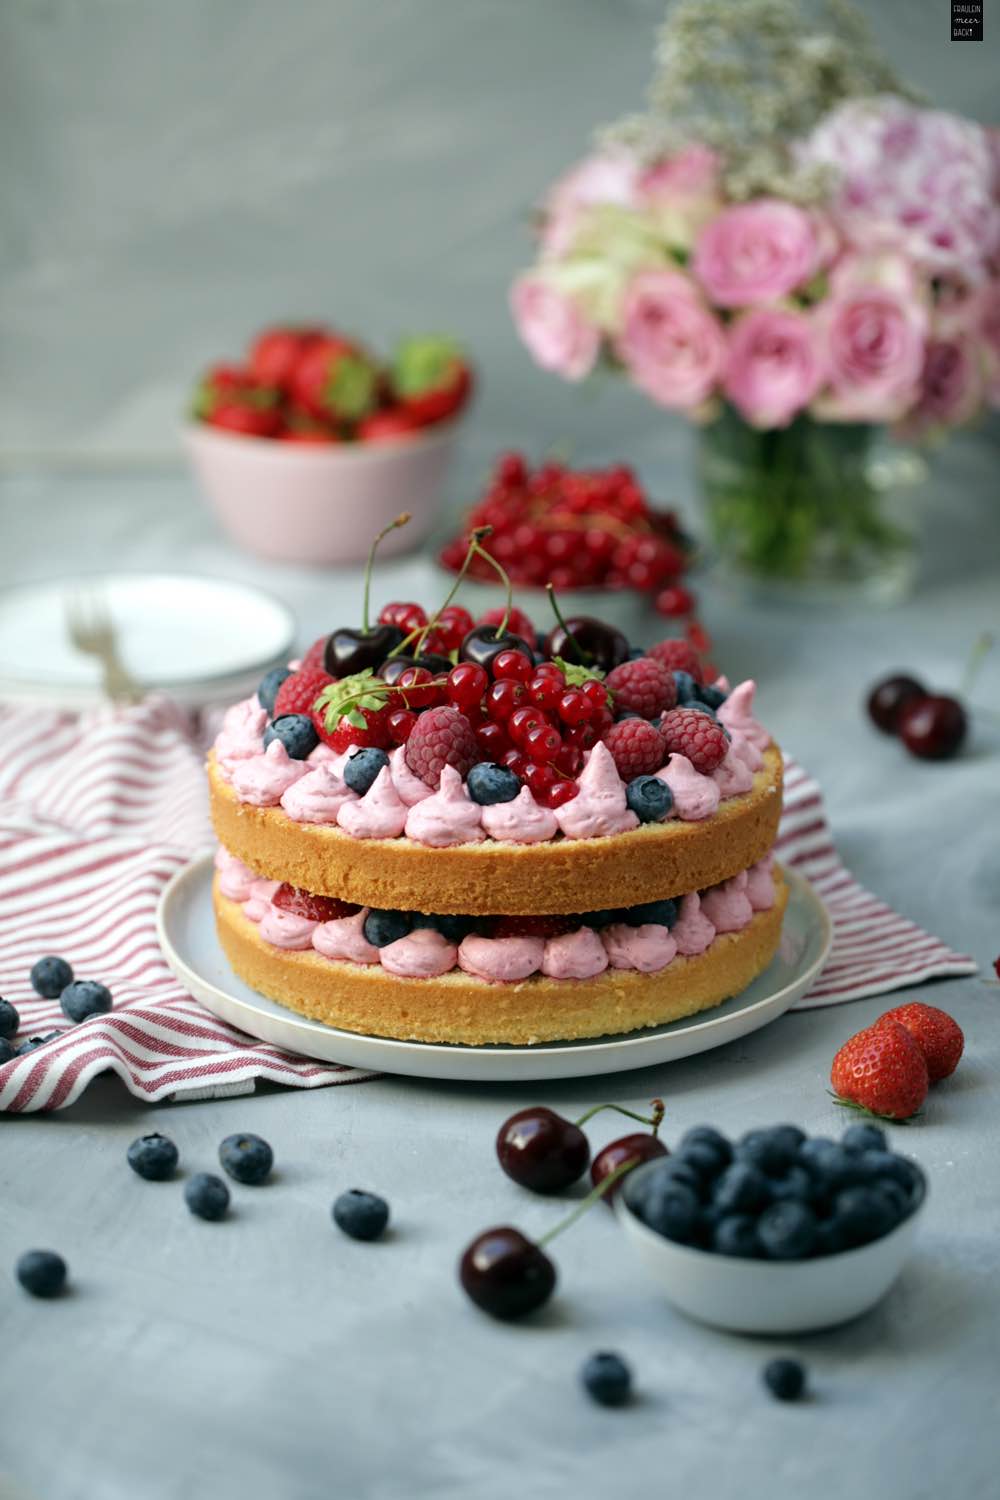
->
64;588;143;703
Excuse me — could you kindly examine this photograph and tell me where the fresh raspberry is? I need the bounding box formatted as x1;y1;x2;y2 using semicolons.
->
272;885;359;922
604;657;676;719
491;914;576;940
876;1003;964;1083
648;638;703;680
659;707;729;773
404;706;478;787
273;666;333;720
602;719;665;779
830;1020;929;1121
301;635;330;671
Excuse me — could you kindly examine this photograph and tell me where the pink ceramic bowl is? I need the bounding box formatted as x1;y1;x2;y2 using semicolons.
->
184;419;462;566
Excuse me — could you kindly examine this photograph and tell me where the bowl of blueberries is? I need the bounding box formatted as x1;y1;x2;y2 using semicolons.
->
617;1121;927;1334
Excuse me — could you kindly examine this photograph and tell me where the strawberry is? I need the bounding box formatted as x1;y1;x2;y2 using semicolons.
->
272;884;359;922
273;667;333;720
280;427;341;445
876;1003;964;1083
314;704;391;754
249;326;327;392
208;402;282;438
830;1020;929;1121
190;363;251;416
356;407;424;442
391;336;472;426
291;336;378;424
301;635;331;671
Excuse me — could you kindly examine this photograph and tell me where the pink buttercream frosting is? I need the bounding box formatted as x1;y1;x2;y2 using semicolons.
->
553;741;639;840
404;765;485;847
379;927;457;979
242;877;281;923
280;764;357;824
215;698;268;775
713;744;755;798
458;933;545;983
541;927;609;980
312;909;380;965
670;892;716;956
258;905;318;951
730;732;764;773
603;922;677;974
701;871;754;933
214;847;257;902
746;855;776;911
481;786;559;844
657;753;721;821
337;766;408;840
231;740;307;806
307;742;338;766
718;680;770;752
389;745;434;807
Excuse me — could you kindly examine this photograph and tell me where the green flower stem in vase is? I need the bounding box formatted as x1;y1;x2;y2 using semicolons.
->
697;407;920;604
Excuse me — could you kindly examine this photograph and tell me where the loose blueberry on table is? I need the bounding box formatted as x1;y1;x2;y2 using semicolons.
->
580;1352;633;1407
219;1133;274;1186
60;980;113;1024
127;1132;180;1181
16;1249;68;1298
762;1358;807;1402
184;1173;231;1221
332;1189;390;1242
30;955;74;999
0;997;20;1040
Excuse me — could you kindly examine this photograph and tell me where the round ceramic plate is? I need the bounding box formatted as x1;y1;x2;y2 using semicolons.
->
0;573;295;708
156;856;832;1083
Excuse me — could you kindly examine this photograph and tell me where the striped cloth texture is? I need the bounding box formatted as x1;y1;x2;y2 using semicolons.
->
0;698;976;1113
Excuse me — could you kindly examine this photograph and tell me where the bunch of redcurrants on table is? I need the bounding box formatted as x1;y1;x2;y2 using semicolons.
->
190;324;472;443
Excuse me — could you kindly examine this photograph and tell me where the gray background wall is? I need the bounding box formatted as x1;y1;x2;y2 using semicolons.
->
1;0;997;462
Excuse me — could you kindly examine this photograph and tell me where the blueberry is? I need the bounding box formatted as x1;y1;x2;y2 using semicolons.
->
797;1139;861;1195
762;1358;806;1402
580;1351;632;1407
30;956;73;999
678;1126;733;1165
615;709;642;721
16;1249;67;1298
0;1038;15;1064
184;1173;230;1221
343;747;390;795
713;1214;760;1257
257;666;291;715
127;1132;179;1181
467;762;521;805
363;909;412;948
60;980;112;1024
737;1126;800;1177
678;1140;728;1179
713;1162;771;1215
624;898;677;929
332;1189;389;1241
639;1179;700;1243
579;909;623;929
416;913;477;944
685;701;717;718
673;671;699;705
815;1217;850;1256
627;647;645;661
17;1032;61;1055
625;1159;701;1218
841;1122;888;1154
219;1133;274;1185
757;1200;819;1260
263;714;318;760
831;1186;901;1247
699;683;728;710
0;998;19;1039
767;1166;814;1203
857;1149;919;1194
625;775;673;824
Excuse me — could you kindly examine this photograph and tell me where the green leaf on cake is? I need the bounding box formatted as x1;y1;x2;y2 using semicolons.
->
315;670;389;732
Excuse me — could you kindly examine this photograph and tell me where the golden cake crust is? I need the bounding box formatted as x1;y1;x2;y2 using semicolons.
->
208;746;783;915
212;869;788;1045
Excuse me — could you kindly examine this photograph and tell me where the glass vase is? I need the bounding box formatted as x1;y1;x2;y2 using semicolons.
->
697;407;923;604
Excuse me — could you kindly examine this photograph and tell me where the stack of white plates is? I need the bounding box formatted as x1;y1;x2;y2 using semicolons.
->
0;574;296;709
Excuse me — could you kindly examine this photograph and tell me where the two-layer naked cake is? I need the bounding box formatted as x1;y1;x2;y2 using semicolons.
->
208;596;786;1046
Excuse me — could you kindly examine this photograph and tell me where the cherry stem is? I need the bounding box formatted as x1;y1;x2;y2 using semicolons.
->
545;583;589;664
960;632;993;699
574;1098;665;1137
388;527;494;661
535;1156;638;1248
362;513;410;634
468;536;514;639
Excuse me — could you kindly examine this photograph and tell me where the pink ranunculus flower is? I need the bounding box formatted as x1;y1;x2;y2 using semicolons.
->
813;283;928;422
723;308;824;429
616;269;727;412
539;150;639;258
693;199;824;308
510;272;601;381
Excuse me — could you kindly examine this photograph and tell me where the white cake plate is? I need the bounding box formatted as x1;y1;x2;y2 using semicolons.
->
156;856;832;1084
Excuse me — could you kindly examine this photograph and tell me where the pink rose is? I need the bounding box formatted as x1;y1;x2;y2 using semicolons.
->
539;150;639;258
723;309;824;429
636;145;722;250
911;337;983;429
814;284;928;422
510;273;601;381
617;269;726;411
693;199;823;308
979;281;1000;406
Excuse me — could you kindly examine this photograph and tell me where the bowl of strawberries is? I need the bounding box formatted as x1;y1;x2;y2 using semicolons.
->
185;324;472;565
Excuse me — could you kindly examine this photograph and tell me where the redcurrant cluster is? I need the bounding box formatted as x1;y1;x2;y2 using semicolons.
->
438;453;692;612
377;600;474;657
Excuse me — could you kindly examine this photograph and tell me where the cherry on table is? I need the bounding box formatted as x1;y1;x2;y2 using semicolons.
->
458;1226;557;1319
590;1133;669;1206
866;674;926;734
496;1106;590;1193
898;693;968;760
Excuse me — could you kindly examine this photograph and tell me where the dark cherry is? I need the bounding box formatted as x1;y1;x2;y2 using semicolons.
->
378;651;453;687
459;626;535;672
496;1107;590;1193
866;674;926;735
590;1133;668;1206
898;693;968;760
325;623;403;677
458;1226;557;1319
543;617;630;674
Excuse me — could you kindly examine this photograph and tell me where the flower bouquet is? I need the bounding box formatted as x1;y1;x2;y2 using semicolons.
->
511;0;1000;599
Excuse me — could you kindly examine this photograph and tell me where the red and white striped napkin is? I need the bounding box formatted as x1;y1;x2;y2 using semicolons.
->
0;699;976;1113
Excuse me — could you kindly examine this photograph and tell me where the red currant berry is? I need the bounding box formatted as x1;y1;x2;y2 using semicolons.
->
581;678;609;708
557;689;592;726
509;706;550;748
655;585;695;619
524;723;562;762
446;662;488;712
378;601;426;632
565;722;597;751
435;605;475;652
496;452;527;486
492;649;534;683
475;720;510;758
486;679;524;723
542;779;579;808
554;743;584;778
502;748;528;777
590;707;614;739
686;620;712;654
528;674;564;711
387;709;416;744
397;666;441;710
524;761;558;795
533;662;565;681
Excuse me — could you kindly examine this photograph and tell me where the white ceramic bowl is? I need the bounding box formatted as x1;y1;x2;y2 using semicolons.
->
185;418;462;566
617;1158;927;1335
